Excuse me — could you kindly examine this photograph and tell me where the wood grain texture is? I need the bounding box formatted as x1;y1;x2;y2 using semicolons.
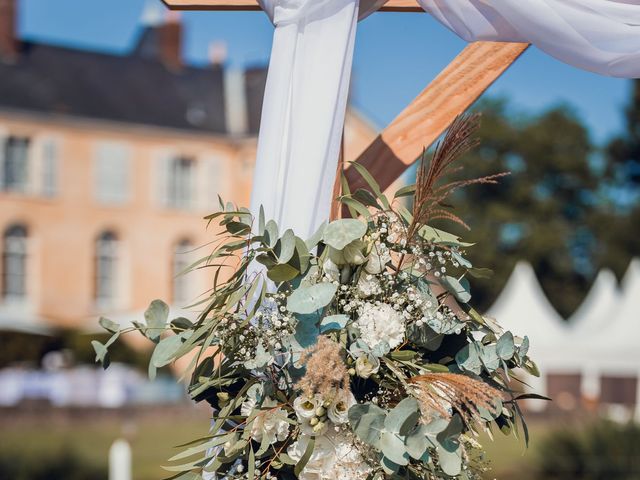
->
344;42;529;193
162;0;423;12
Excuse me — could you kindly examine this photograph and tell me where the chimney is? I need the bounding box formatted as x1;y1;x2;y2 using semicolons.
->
0;0;18;61
159;11;182;71
208;41;227;66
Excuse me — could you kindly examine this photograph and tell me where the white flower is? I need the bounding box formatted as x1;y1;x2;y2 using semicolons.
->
356;302;406;351
288;432;372;480
287;434;336;480
364;246;391;274
356;274;380;298
343;240;367;265
294;395;320;420
244;397;290;444
322;259;340;282
327;392;356;425
355;354;380;379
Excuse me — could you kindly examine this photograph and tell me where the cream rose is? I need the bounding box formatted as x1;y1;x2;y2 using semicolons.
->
294;395;320;420
327;392;356;424
355;354;380;379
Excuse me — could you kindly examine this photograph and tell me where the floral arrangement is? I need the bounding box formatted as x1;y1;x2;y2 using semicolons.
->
94;115;541;479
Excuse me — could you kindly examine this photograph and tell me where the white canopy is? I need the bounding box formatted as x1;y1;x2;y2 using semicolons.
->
487;261;569;357
568;268;622;337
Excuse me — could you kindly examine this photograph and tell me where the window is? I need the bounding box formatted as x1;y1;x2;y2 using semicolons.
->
95;231;118;305
167;157;195;209
2;225;28;301
1;136;30;192
95;142;130;205
172;239;193;304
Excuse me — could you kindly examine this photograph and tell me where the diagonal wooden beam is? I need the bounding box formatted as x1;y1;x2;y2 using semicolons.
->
162;0;424;12
345;42;529;193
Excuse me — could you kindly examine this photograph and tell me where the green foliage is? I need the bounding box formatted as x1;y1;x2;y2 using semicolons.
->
537;420;640;479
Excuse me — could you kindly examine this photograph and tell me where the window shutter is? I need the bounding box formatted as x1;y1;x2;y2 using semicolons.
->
0;128;7;189
95;142;130;205
32;136;60;197
204;154;228;210
42;138;59;197
154;150;171;208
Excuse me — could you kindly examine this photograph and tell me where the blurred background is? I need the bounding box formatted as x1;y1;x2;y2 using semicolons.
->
0;0;639;479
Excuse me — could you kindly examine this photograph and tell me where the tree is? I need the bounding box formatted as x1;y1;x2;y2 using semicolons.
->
434;99;601;317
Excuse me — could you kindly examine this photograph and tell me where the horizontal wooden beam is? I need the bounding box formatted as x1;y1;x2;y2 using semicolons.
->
345;41;529;193
162;0;423;12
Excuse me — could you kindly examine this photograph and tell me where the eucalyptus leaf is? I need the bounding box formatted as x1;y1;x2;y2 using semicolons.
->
322;219;367;250
267;263;299;283
276;229;296;264
145;299;170;343
455;342;482;374
319;314;349;333
497;331;515;360
99;317;119;334
442;275;471;303
384;398;419;435
379;431;410;466
405;425;430;460
151;332;190;368
480;344;500;372
264;220;279;248
91;340;110;369
287;283;337;314
349;403;386;447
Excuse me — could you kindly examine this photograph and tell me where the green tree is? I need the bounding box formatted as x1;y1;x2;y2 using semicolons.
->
436;99;601;317
594;79;640;279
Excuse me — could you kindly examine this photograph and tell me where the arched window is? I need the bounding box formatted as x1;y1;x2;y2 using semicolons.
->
2;224;28;300
173;239;193;304
95;231;118;304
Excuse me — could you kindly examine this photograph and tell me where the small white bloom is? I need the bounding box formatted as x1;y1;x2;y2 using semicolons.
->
355;274;380;298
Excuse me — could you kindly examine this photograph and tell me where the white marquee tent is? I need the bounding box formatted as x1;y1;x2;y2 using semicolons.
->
487;259;640;415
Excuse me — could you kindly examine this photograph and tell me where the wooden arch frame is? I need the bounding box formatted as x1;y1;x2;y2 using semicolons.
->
162;0;529;201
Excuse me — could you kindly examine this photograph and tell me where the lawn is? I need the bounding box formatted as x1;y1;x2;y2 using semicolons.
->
0;407;562;480
0;405;211;480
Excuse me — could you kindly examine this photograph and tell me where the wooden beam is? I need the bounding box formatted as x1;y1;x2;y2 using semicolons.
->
345;42;529;193
162;0;423;12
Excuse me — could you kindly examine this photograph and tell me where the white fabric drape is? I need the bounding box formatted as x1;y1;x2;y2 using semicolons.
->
417;0;640;78
250;0;385;240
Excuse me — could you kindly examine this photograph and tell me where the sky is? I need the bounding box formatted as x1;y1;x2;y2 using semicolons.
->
19;0;633;145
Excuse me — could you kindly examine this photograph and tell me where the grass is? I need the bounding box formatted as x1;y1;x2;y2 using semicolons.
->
0;406;211;480
0;407;574;480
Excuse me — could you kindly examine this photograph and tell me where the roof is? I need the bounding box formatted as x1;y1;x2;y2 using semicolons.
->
486;261;569;357
568;268;621;336
0;32;231;134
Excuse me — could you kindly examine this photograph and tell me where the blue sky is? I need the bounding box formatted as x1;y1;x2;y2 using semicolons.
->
20;0;633;144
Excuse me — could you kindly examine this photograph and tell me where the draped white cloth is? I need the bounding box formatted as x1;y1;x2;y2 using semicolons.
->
418;0;640;78
250;0;385;240
250;0;640;241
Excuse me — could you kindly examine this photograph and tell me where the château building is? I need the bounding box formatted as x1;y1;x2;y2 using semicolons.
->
0;0;378;333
